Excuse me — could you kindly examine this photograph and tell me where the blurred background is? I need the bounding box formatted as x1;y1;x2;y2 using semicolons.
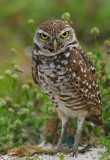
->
0;0;110;155
0;0;110;73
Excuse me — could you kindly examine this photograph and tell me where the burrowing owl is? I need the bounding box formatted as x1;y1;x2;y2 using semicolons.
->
32;20;103;154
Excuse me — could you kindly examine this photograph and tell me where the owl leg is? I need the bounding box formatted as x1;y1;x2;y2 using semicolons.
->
72;115;86;155
57;119;68;149
56;109;68;150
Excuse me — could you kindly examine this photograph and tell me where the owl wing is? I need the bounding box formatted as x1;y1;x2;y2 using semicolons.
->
65;48;103;125
32;50;39;86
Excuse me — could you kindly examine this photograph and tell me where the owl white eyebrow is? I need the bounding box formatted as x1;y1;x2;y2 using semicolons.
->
36;29;51;37
60;29;70;35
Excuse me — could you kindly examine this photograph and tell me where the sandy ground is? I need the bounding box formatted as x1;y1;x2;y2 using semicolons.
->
1;146;106;160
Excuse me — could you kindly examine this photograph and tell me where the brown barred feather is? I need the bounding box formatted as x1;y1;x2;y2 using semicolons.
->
65;48;103;125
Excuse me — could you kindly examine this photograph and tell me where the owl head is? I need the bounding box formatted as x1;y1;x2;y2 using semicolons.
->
34;20;78;56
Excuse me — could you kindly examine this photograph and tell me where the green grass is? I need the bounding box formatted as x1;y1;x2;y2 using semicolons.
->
0;61;55;152
99;138;110;159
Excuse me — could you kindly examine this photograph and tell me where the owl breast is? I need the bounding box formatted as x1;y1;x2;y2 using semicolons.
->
36;52;87;117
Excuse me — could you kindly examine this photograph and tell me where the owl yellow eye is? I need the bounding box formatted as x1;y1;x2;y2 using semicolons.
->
40;33;48;40
61;31;69;38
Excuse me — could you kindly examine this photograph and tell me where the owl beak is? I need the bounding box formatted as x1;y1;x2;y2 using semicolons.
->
53;39;58;51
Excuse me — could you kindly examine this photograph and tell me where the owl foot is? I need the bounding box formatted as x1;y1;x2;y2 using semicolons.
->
56;144;61;151
56;144;70;153
70;145;78;156
56;143;78;155
71;145;78;156
73;149;78;156
56;134;75;154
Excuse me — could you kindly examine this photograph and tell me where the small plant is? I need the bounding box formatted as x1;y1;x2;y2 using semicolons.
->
28;19;35;33
61;12;73;24
91;27;100;47
25;155;44;160
99;138;110;160
57;153;65;160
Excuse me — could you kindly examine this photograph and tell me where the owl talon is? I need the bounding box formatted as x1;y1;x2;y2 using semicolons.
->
56;144;70;152
72;146;78;156
56;144;65;151
56;145;62;151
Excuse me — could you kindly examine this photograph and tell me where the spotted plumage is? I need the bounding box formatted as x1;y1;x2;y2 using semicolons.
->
32;20;103;154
